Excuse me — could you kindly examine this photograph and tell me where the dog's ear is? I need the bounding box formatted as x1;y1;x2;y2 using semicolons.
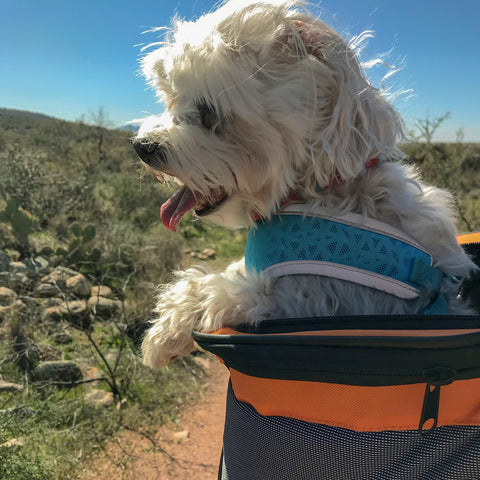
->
284;19;402;186
141;51;175;101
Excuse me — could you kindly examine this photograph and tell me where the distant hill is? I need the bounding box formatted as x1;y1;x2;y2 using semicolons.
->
0;107;478;234
0;107;57;123
0;107;137;169
118;123;139;133
0;107;133;133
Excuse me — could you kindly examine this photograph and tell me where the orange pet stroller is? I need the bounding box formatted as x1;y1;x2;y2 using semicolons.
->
194;232;480;480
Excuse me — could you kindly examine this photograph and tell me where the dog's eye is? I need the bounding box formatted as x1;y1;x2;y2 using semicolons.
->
173;114;196;126
197;101;218;131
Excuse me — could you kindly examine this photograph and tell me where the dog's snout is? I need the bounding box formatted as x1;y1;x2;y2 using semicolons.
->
133;140;158;158
132;140;167;167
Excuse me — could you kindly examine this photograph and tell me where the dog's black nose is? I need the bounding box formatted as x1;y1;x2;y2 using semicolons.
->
133;140;158;159
132;140;167;167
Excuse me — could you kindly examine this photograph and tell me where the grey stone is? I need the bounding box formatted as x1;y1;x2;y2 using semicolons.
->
34;282;60;297
90;285;114;299
30;361;82;384
0;406;36;418
0;286;17;305
42;297;64;307
9;272;29;290
0;271;10;287
202;248;216;258
40;268;68;290
84;389;114;407
66;273;91;297
0;381;23;393
51;328;74;344
44;300;88;320
10;261;28;276
0;438;24;449
31;256;50;274
88;296;121;317
43;300;91;330
6;250;21;261
0;251;10;272
0;286;25;317
38;344;62;361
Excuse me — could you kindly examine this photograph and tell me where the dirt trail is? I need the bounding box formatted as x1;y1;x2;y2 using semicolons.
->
79;357;230;480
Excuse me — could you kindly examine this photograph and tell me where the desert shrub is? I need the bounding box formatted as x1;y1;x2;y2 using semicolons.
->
402;142;480;231
0;449;53;480
0;149;93;225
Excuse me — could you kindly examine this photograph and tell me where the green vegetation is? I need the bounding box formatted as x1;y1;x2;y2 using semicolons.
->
403;112;480;231
0;108;245;479
0;108;478;479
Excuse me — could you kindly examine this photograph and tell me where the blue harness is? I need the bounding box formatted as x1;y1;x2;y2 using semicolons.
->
245;205;451;315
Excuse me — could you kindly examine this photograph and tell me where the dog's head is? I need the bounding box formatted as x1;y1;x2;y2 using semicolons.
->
133;0;404;231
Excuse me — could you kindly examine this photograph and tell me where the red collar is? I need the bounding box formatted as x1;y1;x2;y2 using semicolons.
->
251;157;383;222
326;157;383;188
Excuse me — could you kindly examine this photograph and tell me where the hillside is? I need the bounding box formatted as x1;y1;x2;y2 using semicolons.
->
0;108;479;479
0;108;246;479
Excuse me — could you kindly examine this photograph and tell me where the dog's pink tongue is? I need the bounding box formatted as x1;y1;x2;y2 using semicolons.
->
160;185;197;232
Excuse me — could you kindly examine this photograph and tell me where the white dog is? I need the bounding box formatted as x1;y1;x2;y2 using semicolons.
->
133;0;476;370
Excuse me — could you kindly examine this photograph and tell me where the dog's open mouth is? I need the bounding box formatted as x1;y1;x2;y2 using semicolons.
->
160;185;227;232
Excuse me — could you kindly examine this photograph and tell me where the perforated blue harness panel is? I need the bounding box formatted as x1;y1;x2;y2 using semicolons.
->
245;205;449;314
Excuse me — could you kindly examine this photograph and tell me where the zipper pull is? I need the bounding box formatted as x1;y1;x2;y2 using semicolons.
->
418;367;456;436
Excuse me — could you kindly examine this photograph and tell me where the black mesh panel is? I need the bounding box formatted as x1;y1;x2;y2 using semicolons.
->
221;383;480;480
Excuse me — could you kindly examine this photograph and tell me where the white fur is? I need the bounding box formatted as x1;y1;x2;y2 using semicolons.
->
135;0;476;369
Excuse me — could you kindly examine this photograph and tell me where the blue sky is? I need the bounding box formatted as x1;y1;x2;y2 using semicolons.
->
1;0;479;141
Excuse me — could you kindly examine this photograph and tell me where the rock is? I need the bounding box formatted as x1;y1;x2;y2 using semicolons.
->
44;300;91;329
0;381;23;393
38;344;62;361
40;267;79;289
34;282;60;297
0;286;17;305
0;406;35;418
41;297;64;307
88;296;121;317
7;262;30;290
90;285;114;299
0;271;10;287
116;398;128;410
10;261;28;276
202;248;216;258
40;268;67;290
30;255;50;274
30;361;82;385
84;367;104;385
0;286;25;317
84;389;114;407
0;438;24;449
173;430;189;442
0;251;10;272
44;300;88;319
51;328;74;344
66;273;91;297
4;271;29;290
6;250;21;261
21;256;50;274
190;248;216;260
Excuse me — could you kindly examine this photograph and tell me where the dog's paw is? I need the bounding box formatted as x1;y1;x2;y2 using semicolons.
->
142;324;195;369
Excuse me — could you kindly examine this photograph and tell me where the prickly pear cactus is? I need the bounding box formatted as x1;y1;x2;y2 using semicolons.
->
56;223;101;271
0;197;36;249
